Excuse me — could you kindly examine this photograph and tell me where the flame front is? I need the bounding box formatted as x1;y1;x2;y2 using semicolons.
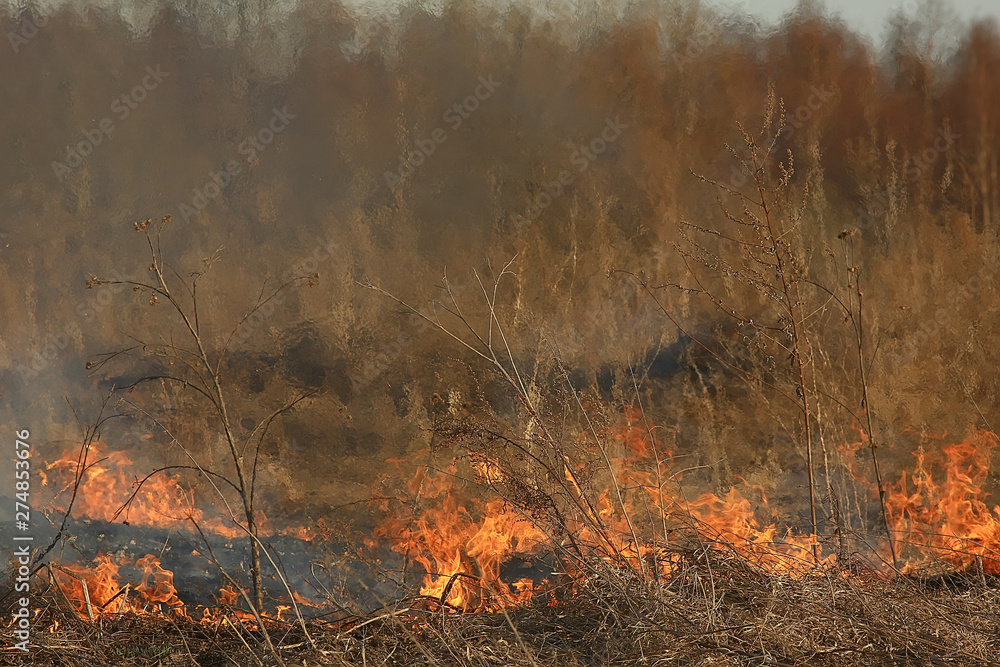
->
41;439;317;540
37;438;316;622
380;409;1000;611
51;553;186;618
42;440;247;538
31;414;1000;621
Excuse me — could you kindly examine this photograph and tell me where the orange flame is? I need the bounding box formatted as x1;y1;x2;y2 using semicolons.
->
377;462;547;610
378;407;846;610
135;555;185;610
886;428;1000;574
51;552;187;618
41;440;313;541
39;439;320;622
42;440;245;538
53;554;130;617
615;405;669;459
378;409;1000;607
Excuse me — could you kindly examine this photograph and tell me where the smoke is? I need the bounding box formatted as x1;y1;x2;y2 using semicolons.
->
0;0;998;531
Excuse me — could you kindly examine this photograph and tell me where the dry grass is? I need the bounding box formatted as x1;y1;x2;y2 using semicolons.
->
5;546;999;667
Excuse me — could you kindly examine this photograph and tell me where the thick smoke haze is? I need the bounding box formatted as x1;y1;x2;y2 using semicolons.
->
1;0;998;537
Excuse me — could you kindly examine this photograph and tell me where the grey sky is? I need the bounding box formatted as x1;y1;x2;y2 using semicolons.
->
723;0;999;45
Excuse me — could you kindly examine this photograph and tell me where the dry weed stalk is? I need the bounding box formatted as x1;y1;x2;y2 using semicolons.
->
625;93;822;558
837;231;897;568
620;95;919;570
85;215;316;641
362;262;657;586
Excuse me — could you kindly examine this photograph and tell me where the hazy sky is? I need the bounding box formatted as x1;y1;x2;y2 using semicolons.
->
730;0;999;44
3;1;997;53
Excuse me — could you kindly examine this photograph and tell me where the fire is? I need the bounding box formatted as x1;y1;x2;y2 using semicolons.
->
381;408;1000;609
886;428;1000;575
378;408;836;611
50;552;186;618
377;461;547;610
40;439;314;541
33;413;1000;624
685;488;832;571
615;405;669;459
48;554;298;624
41;440;244;538
52;554;131;618
37;439;320;623
216;585;243;607
134;555;185;609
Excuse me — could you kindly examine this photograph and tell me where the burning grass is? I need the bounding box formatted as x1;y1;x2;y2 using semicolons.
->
7;374;1000;664
5;409;1000;664
7;206;1000;662
342;554;1000;666
7;409;1000;665
4;543;1000;666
